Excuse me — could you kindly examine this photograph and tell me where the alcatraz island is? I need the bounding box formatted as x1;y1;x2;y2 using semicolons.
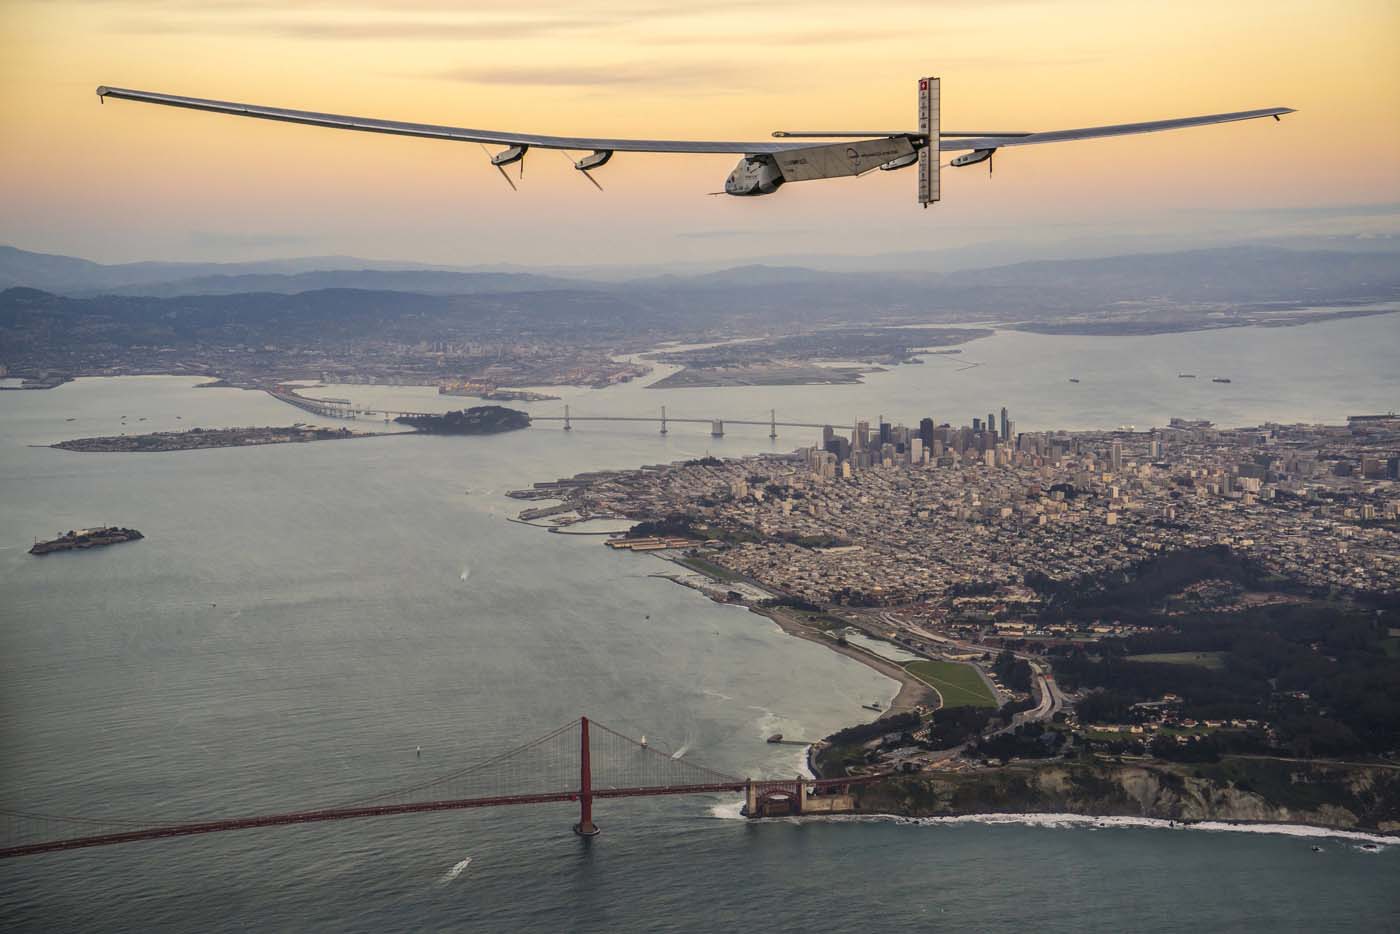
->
30;526;143;555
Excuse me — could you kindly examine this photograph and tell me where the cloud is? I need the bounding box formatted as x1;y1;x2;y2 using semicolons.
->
437;63;750;90
111;16;603;41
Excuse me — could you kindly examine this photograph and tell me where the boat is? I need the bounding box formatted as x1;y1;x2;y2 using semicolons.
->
1068;378;1081;383
767;733;784;743
862;702;883;712
1178;374;1197;379
1212;377;1232;383
1311;845;1323;853
1359;843;1381;852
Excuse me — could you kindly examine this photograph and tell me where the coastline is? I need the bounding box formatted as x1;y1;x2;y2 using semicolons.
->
728;808;1398;846
752;605;935;714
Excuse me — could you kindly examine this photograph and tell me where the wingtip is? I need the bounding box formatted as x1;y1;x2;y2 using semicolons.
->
95;86;109;98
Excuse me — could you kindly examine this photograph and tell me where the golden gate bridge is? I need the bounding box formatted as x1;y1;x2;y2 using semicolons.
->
0;717;878;860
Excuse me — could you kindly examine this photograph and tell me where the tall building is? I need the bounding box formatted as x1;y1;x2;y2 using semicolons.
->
919;417;935;451
1000;407;1010;442
1110;440;1123;472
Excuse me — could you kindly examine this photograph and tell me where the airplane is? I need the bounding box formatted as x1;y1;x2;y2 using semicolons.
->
94;78;1292;208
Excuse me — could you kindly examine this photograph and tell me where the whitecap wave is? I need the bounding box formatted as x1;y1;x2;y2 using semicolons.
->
741;810;1398;846
708;800;745;821
440;857;472;882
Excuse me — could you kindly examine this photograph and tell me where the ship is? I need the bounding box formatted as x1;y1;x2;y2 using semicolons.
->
30;526;143;555
862;702;883;712
1212;377;1232;383
767;733;784;743
1178;373;1197;378
1068;378;1081;384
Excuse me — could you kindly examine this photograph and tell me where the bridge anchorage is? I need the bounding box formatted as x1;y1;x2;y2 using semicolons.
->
0;717;880;859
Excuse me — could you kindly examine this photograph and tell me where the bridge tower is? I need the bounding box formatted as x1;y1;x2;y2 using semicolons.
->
574;716;600;836
660;405;668;435
711;419;724;438
769;409;778;440
563;404;572;431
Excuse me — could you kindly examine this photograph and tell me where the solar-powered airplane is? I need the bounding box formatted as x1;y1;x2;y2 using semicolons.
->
95;78;1292;208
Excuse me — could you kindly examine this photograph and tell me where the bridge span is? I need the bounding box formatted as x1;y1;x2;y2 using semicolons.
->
270;389;831;439
1;717;880;859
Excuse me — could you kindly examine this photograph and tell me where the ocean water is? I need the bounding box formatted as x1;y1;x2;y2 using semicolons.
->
2;316;1398;931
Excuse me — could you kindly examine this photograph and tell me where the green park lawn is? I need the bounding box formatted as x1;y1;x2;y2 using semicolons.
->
904;660;998;709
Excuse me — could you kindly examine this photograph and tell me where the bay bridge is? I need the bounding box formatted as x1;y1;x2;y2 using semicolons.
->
0;717;879;860
271;388;833;439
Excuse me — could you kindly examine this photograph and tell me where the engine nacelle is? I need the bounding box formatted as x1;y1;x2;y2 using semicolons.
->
879;152;920;171
724;155;785;196
951;148;995;168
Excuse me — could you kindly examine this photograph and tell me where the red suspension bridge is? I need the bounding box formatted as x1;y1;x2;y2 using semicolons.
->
0;717;878;860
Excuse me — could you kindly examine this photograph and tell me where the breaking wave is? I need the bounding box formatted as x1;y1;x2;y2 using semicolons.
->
440;857;473;883
729;809;1398;846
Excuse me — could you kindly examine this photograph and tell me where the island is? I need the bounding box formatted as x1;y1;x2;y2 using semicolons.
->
52;425;382;453
30;526;143;555
395;405;531;434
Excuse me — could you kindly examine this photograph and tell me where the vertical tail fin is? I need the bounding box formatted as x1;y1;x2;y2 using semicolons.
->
918;77;940;208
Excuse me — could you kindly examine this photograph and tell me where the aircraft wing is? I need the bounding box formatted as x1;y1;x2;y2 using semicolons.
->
941;108;1294;153
94;86;810;155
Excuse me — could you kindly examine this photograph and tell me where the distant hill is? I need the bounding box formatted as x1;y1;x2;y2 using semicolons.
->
83;268;600;298
3;246;1396;353
0;245;472;294
943;246;1400;305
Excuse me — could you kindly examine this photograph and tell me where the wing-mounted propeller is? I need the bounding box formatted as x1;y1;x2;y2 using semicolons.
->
487;144;529;190
573;149;612;191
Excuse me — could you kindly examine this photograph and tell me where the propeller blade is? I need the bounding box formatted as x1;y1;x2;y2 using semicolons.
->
495;164;517;191
580;169;604;191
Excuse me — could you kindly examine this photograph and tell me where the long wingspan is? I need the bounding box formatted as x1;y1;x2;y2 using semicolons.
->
94;85;809;155
96;86;1292;160
940;108;1294;153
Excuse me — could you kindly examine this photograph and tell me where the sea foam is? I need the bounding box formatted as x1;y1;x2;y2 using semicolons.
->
733;809;1398;846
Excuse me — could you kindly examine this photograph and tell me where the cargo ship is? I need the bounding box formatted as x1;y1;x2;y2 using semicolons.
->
1212;377;1232;383
30;526;143;555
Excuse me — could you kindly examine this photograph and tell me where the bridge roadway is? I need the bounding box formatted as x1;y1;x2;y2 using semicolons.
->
531;416;831;429
0;777;877;859
271;390;834;432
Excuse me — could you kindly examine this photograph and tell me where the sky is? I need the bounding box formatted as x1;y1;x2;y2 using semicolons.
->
1;0;1397;268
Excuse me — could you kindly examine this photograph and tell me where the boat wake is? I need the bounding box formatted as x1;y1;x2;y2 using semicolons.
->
440;857;472;883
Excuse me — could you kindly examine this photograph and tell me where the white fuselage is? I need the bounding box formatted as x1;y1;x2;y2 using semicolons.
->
724;156;785;196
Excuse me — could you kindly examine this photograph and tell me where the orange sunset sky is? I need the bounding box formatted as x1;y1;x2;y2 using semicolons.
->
1;0;1397;267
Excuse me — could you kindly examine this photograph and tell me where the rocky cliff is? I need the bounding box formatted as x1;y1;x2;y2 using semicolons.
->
855;758;1400;832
